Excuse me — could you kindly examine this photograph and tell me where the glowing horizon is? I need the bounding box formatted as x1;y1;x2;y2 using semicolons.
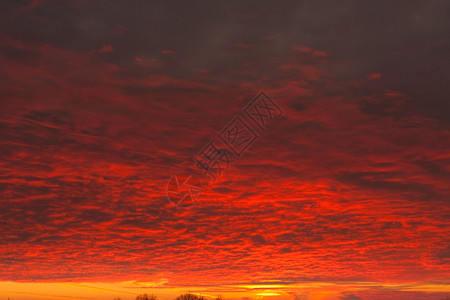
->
1;280;449;300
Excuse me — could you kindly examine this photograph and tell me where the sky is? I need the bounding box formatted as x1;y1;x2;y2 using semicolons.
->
0;0;449;299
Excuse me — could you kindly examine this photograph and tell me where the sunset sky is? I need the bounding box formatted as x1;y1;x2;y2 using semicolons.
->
0;1;449;299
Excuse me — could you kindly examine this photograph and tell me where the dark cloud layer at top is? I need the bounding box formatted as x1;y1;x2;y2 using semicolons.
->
0;1;449;299
2;0;449;120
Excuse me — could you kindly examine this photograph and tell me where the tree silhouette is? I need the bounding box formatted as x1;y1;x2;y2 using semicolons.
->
135;294;158;300
175;293;205;300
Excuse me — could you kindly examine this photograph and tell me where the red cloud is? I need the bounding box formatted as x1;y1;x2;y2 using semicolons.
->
0;22;448;300
97;44;113;53
161;49;176;55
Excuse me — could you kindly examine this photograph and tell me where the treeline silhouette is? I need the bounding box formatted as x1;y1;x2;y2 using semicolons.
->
113;293;226;300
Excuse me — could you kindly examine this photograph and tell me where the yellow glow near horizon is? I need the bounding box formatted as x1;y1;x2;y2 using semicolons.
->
399;283;450;293
0;280;450;300
237;285;288;289
256;292;281;296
